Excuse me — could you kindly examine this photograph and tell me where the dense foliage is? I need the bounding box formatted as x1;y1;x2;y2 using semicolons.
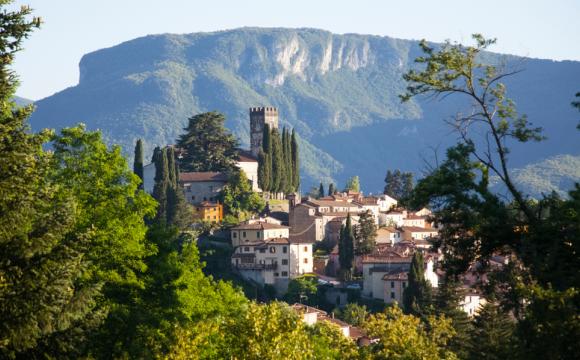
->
258;126;300;194
177;111;239;172
354;210;377;255
338;214;355;280
402;34;580;359
384;169;414;199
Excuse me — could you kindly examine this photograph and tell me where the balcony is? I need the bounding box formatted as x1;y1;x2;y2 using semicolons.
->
234;263;277;271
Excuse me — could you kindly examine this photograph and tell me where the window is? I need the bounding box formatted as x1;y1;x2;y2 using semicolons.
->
303;258;308;264
259;248;266;253
303;246;308;252
274;272;279;277
244;247;250;252
391;281;395;289
282;246;287;254
402;282;407;288
390;292;395;299
191;195;196;200
213;216;216;220
270;247;276;253
281;259;288;265
242;231;246;238
232;232;237;238
257;232;260;238
281;271;288;277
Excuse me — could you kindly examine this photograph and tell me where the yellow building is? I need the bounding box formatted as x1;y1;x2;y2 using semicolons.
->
193;201;223;223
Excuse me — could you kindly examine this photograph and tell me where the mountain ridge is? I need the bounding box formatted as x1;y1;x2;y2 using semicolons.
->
28;27;580;193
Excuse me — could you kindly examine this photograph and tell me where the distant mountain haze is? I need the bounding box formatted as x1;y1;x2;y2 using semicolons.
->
28;28;580;194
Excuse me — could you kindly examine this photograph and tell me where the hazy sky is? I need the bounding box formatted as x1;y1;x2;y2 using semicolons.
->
11;0;580;100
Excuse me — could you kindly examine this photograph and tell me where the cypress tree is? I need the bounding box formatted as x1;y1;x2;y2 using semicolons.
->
403;251;433;315
283;127;293;193
167;146;177;188
258;150;271;192
152;147;170;224
271;128;284;195
328;183;336;196
434;277;473;358
133;139;144;188
338;214;355;280
291;129;300;192
262;124;272;192
318;182;325;198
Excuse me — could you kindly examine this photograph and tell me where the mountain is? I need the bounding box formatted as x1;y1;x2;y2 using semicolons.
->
28;28;580;193
491;155;580;198
14;96;33;107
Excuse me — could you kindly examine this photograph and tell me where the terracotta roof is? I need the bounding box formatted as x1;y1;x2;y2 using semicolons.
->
362;255;413;264
231;222;289;230
406;214;426;220
306;199;362;208
197;201;221;207
402;226;438;233
236;149;258;162
291;303;327;316
256;238;290;246
179;172;228;182
382;272;408;281
377;227;399;234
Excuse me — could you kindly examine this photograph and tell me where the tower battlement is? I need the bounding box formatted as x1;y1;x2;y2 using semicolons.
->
250;106;279;157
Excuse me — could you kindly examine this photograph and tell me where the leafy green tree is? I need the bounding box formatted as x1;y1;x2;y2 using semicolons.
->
133;138;144;188
403;251;432;315
284;275;318;306
354;210;377;255
401;34;580;358
219;169;265;221
344;176;360;193
467;301;515;360
336;303;368;327
177;112;239;172
338;215;355;280
384;169;414;199
291;129;300;192
0;6;98;356
95;225;248;358
328;183;336;196
362;305;457;359
318;182;325;198
308;321;359;360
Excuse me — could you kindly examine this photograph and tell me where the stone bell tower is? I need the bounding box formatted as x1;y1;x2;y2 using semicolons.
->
250;107;279;157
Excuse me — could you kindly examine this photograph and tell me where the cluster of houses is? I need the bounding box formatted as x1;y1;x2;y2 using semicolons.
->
141;106;490;330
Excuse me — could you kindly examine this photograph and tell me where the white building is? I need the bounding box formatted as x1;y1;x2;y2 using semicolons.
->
375;227;402;245
230;222;313;292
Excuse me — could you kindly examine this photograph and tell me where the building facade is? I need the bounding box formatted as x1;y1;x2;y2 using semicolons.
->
250;107;279;157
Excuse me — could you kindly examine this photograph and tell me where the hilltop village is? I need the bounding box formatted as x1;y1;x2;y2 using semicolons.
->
140;106;493;342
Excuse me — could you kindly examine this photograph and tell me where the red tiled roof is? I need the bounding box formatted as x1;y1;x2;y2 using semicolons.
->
382;272;408;280
179;172;228;182
402;226;438;233
236;149;258;162
197;201;221;207
231;222;289;230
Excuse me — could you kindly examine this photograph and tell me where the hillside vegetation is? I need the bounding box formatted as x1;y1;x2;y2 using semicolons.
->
29;28;580;191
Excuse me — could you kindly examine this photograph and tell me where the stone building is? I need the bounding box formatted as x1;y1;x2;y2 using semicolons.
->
250;107;279;157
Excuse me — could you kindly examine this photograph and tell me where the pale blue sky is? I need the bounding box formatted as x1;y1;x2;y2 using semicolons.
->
11;0;580;100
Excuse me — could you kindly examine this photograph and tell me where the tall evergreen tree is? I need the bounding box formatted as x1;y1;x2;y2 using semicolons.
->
270;128;284;195
338;214;355;280
0;6;103;357
133;139;144;188
167;146;178;187
354;210;377;255
318;182;325;198
257;150;270;192
152;147;170;224
403;251;432;315
291;129;300;192
177;112;239;172
328;183;336;196
434;277;473;358
468;301;515;360
283;127;293;192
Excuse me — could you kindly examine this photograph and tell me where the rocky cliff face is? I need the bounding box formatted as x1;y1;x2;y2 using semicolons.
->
29;28;580;193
